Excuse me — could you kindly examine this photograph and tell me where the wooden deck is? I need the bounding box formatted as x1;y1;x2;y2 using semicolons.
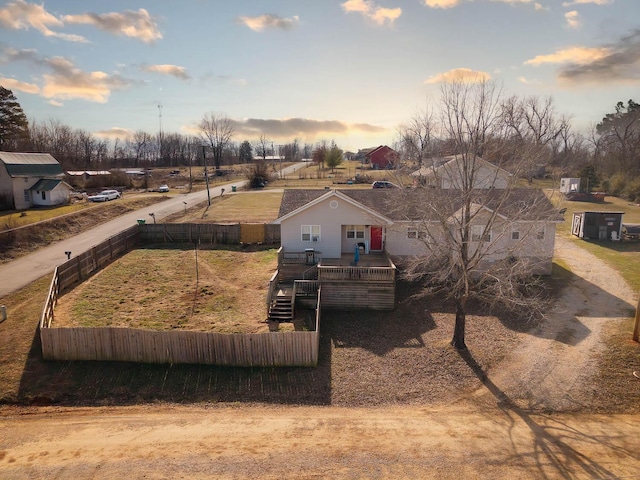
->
319;253;391;268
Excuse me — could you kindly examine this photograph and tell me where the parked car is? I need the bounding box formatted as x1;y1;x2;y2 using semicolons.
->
372;181;398;189
87;189;121;202
158;184;170;193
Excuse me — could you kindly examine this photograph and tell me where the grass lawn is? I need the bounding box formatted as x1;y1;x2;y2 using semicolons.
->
54;246;280;333
549;192;640;291
0;203;94;229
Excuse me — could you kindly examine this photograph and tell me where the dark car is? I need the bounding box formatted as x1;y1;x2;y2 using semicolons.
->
372;181;398;189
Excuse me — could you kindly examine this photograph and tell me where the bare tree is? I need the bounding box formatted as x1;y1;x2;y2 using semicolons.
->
398;80;560;350
199;112;234;172
129;130;153;168
254;133;270;161
396;105;437;166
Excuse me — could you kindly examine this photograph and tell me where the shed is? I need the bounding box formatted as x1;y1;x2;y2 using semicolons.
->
560;178;580;194
571;211;624;240
30;178;72;207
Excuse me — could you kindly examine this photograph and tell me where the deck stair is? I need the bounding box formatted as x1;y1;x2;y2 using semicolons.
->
268;284;294;321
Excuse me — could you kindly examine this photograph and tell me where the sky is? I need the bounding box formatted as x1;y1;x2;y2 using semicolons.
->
0;0;638;152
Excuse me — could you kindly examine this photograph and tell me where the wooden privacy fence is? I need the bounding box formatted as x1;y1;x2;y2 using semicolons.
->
139;223;280;245
40;322;320;367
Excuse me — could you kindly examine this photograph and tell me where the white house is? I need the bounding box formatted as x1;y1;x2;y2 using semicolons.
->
0;152;66;210
411;155;512;189
273;188;561;275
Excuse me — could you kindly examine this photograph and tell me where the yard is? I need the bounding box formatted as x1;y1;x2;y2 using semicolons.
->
54;246;280;334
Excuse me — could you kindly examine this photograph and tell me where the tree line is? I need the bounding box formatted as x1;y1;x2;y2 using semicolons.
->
1;84;639;199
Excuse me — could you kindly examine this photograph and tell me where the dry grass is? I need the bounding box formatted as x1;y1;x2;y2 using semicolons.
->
54;246;279;333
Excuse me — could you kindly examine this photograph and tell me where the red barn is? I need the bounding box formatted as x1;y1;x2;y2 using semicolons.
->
365;145;399;169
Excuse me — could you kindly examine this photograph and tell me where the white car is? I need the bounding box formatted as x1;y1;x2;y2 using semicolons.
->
87;189;121;202
158;184;170;193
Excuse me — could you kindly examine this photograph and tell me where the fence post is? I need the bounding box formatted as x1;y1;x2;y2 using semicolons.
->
633;294;640;343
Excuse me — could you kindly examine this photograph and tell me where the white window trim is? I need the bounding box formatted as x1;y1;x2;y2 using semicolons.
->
407;227;427;239
471;225;491;243
301;225;321;242
346;225;365;239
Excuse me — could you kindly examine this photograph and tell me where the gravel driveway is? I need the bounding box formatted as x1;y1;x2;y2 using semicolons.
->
476;235;638;411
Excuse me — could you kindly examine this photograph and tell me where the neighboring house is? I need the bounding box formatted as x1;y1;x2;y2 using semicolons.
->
365;145;399;169
0;152;66;210
273;188;560;274
411;155;511;189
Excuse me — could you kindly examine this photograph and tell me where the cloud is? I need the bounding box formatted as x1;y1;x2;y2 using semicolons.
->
562;0;612;6
424;0;534;7
1;47;136;102
565;10;580;29
48;99;62;106
524;46;610;66
141;64;190;80
237;14;299;32
0;0;87;42
525;29;640;84
424;68;492;83
0;76;40;94
230;117;387;139
94;127;133;139
341;0;402;26
41;57;133;103
62;8;162;43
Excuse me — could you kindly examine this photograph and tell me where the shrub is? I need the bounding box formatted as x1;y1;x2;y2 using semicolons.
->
623;177;640;202
606;173;627;196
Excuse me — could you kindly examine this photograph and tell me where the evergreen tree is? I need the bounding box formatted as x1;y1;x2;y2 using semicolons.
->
0;86;29;151
239;140;253;163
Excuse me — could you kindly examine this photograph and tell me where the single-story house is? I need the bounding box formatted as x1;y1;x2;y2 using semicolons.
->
273;188;561;275
0;152;66;210
571;211;624;241
411;155;512;189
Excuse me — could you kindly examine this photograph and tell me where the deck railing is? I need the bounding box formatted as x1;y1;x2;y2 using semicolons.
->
266;270;279;310
317;265;396;283
294;280;320;296
278;247;322;265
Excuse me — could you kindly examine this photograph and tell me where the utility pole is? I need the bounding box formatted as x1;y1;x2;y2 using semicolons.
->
202;145;211;206
158;104;163;164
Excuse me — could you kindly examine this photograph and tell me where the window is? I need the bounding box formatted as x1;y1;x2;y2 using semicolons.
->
536;227;545;240
346;225;364;239
471;225;491;242
511;229;520;240
407;227;427;239
41;191;46;201
23;189;30;202
302;225;320;242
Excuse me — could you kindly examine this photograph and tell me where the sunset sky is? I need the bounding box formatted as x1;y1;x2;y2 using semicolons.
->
0;0;638;151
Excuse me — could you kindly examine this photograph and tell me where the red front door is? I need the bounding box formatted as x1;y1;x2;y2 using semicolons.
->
370;226;382;251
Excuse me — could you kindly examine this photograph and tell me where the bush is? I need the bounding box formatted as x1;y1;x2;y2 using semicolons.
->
623;177;640;202
245;160;272;189
606;173;627;196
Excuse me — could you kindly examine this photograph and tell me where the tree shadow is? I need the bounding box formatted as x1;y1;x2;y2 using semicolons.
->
459;348;640;478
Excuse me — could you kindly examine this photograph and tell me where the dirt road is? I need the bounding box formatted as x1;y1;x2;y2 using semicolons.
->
1;403;639;479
